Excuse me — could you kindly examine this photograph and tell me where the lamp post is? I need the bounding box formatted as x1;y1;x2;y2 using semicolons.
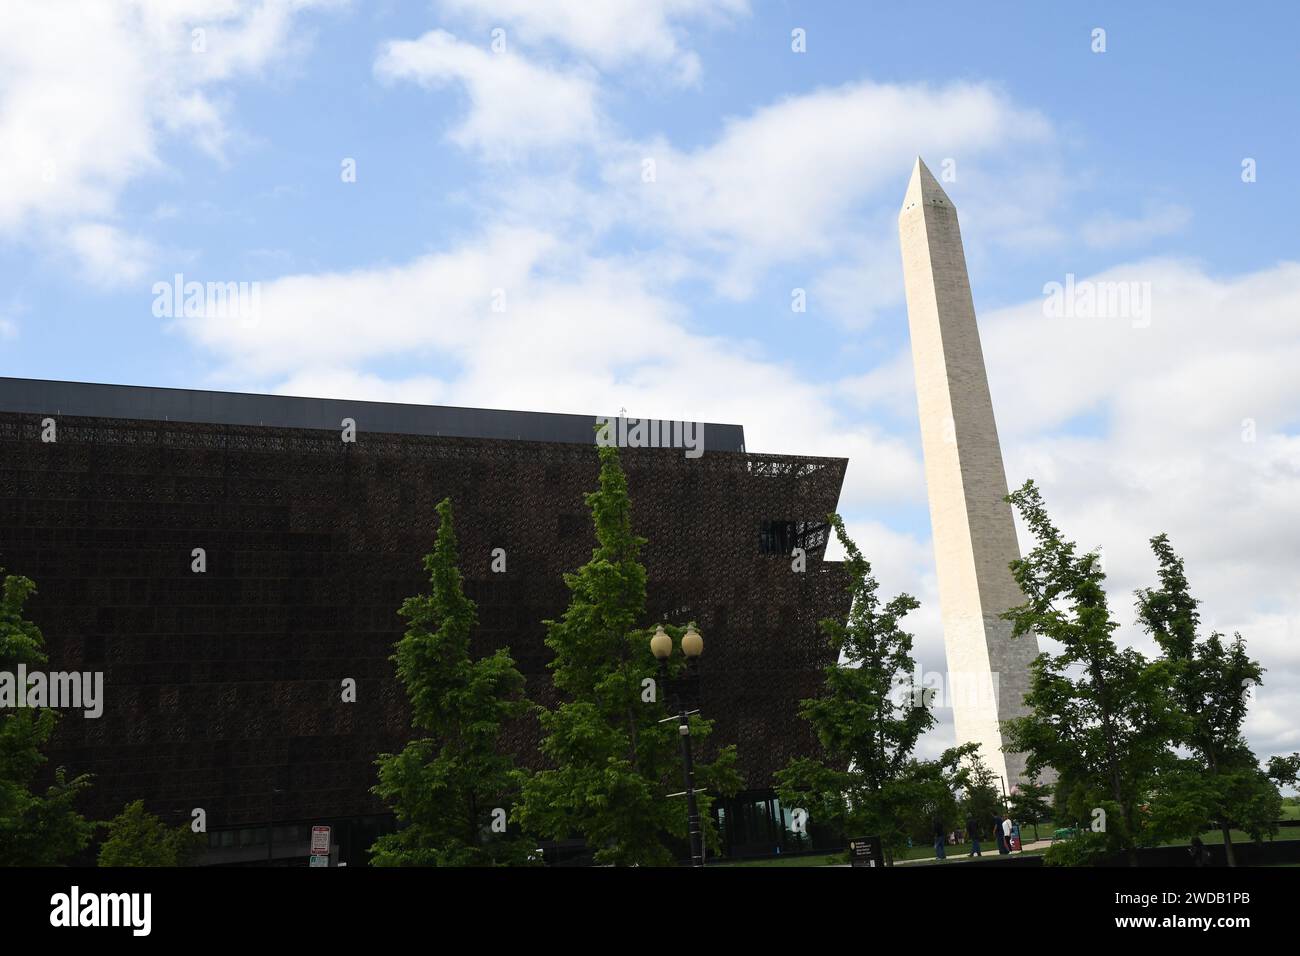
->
650;624;705;868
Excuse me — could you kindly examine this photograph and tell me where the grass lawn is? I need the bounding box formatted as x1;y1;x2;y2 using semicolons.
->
716;831;1054;867
714;810;1299;866
716;843;1050;867
895;839;1032;862
1163;826;1297;847
718;852;846;867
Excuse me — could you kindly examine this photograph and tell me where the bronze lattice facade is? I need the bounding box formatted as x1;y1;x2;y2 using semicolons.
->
0;379;849;861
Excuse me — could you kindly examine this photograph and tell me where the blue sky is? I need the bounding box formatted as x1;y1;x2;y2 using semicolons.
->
1;0;1297;768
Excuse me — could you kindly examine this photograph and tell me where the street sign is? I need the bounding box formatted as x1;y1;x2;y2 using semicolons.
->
309;855;329;868
311;826;331;855
848;835;884;867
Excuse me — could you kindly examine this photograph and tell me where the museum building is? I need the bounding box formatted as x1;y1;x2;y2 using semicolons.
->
0;377;850;863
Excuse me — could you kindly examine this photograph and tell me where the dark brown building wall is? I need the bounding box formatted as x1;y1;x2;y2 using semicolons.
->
0;409;849;833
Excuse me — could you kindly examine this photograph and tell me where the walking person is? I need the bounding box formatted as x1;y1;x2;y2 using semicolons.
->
932;814;946;861
966;815;982;856
994;813;1007;854
1002;814;1015;852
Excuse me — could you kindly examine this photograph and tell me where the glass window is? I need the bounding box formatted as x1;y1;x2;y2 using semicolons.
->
758;520;797;554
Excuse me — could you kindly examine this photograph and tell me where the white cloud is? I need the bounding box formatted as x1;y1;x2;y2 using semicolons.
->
375;29;600;155
603;80;1056;297
179;226;556;376
273;369;451;407
372;1;752;162
809;232;909;330
176;223;927;512
0;0;338;272
378;14;1064;317
435;0;750;85
836;351;918;420
984;259;1300;444
66;223;156;287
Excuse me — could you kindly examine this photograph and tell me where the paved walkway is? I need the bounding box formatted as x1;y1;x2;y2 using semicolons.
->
895;838;1053;865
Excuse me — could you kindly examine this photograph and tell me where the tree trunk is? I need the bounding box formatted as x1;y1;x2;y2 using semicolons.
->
1221;824;1236;867
626;703;641;773
1090;656;1136;866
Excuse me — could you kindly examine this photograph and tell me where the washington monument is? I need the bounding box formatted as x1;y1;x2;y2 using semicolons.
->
898;157;1039;790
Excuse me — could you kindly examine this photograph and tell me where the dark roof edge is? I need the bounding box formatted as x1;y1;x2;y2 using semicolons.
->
0;377;746;451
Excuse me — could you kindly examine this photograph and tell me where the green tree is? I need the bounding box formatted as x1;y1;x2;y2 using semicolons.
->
1266;753;1299;791
959;767;1002;855
370;499;533;866
516;445;740;866
775;513;965;865
1135;534;1280;864
1009;777;1052;841
98;800;203;866
1042;830;1111;867
1001;481;1180;866
961;752;1003;824
900;744;980;851
0;572;94;865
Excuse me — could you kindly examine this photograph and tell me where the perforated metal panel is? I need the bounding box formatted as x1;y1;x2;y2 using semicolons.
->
0;396;849;832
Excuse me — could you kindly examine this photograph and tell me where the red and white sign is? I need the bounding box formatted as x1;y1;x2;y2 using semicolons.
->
311;826;331;855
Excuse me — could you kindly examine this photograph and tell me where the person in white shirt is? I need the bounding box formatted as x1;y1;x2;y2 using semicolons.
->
1002;816;1015;851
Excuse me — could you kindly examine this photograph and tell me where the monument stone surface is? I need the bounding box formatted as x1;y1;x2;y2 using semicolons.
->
898;157;1040;790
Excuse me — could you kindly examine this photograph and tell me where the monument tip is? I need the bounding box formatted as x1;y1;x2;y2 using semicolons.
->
901;156;953;214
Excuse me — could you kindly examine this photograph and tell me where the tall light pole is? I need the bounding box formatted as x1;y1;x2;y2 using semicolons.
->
650;623;705;868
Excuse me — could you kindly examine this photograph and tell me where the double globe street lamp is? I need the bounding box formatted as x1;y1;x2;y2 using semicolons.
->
650;623;705;868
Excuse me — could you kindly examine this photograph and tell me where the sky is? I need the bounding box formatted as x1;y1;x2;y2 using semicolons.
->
1;1;1297;774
